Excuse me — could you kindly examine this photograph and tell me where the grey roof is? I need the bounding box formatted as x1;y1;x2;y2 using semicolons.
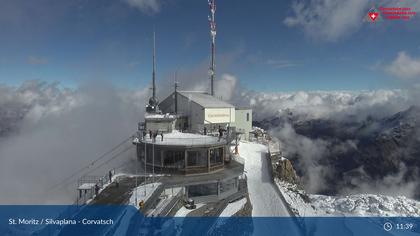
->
235;107;252;110
178;91;234;108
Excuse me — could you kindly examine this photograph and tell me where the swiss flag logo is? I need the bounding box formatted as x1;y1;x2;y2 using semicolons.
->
369;12;379;21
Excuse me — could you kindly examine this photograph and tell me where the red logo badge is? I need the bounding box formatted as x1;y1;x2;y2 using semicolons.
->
369;12;379;21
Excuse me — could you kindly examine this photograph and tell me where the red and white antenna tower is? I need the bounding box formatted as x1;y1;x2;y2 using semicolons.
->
208;0;216;96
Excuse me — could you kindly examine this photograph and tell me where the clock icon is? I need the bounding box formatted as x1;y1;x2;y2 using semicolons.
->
384;222;393;231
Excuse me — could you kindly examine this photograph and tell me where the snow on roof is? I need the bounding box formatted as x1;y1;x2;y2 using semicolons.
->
235;107;252;110
145;113;176;119
178;91;234;108
78;183;96;190
142;130;224;146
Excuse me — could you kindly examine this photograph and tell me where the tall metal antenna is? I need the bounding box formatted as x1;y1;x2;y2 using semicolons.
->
208;0;216;96
174;71;178;114
146;29;158;113
152;30;157;101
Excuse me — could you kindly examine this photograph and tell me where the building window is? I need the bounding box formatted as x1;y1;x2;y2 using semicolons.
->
146;146;162;166
210;147;223;166
187;150;207;167
188;183;218;197
164;150;185;168
246;113;250;122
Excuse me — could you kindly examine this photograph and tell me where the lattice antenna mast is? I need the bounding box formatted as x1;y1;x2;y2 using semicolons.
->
152;30;157;101
146;30;159;113
208;0;216;96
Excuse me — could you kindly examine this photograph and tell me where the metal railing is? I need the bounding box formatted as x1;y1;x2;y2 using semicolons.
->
137;134;230;146
76;169;115;205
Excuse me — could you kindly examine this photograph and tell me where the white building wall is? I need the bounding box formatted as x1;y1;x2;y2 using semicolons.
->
176;95;204;132
175;95;235;132
234;109;252;140
204;108;235;124
190;102;204;133
159;92;236;133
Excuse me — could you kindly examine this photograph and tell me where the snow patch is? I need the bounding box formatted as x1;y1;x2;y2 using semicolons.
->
239;141;290;216
174;203;205;217
275;180;420;216
129;182;161;209
311;194;420;217
219;198;247;217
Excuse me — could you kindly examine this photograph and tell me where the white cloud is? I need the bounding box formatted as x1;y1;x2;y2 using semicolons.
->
385;51;420;79
0;81;148;204
123;0;161;14
215;73;238;101
272;123;331;193
239;89;410;121
243;89;418;195
340;163;418;197
284;0;420;42
284;0;368;42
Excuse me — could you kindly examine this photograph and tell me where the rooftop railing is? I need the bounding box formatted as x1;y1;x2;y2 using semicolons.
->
138;133;227;146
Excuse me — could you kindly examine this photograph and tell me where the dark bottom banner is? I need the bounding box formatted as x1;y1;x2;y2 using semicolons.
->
0;205;418;236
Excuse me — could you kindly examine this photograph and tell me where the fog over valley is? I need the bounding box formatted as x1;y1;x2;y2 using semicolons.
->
0;77;419;203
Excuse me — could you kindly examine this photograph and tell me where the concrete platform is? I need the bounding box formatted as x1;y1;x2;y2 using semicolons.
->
160;160;244;187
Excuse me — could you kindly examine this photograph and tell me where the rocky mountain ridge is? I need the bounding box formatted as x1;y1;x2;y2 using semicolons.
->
256;106;420;199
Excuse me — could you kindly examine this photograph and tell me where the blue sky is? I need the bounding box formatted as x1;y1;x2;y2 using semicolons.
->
0;0;419;92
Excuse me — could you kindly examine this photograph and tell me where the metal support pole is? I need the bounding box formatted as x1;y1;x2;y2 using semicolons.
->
144;141;147;196
208;0;216;96
135;146;138;206
152;143;155;187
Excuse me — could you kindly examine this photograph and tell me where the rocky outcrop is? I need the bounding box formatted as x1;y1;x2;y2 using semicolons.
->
273;156;300;185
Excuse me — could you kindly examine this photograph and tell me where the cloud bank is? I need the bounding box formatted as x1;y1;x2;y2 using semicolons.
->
245;88;419;198
0;81;147;204
238;89;410;121
386;51;420;79
284;0;368;42
0;73;240;204
0;62;417;203
284;0;420;42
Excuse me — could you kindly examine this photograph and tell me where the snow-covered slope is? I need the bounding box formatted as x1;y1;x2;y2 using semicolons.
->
129;183;161;210
311;194;420;217
240;141;302;236
219;198;247;217
276;180;420;217
239;141;290;216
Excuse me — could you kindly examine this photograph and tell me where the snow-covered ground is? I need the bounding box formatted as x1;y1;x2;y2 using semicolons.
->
148;187;183;217
129;182;161;209
276;180;420;216
207;198;248;233
219;198;247;217
137;130;222;146
240;141;302;236
239;141;290;216
311;194;420;217
275;180;318;216
174;203;205;217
